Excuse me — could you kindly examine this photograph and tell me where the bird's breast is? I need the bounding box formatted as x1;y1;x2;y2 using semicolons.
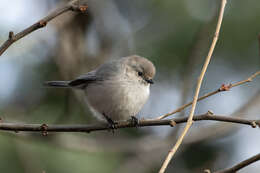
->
85;80;150;121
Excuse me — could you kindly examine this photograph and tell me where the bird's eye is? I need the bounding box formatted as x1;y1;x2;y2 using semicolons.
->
138;72;143;76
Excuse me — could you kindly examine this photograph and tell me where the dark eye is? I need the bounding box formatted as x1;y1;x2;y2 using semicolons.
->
138;71;143;76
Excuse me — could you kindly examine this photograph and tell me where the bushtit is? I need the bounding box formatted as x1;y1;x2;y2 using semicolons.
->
45;55;156;128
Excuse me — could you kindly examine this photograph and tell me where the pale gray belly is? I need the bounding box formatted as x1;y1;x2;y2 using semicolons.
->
85;81;149;121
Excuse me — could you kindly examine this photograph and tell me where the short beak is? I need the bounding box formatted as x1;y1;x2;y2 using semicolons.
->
145;78;154;84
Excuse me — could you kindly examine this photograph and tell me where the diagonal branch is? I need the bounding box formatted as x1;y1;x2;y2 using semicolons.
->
0;113;259;134
156;70;260;120
0;0;88;56
212;153;260;173
158;0;227;172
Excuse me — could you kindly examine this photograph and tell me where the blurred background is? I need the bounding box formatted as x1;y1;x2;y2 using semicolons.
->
0;0;260;172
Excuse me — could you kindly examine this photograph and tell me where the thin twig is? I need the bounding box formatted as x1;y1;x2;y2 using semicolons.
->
155;70;260;120
0;0;88;56
213;153;260;173
0;113;259;134
158;1;227;172
184;90;260;144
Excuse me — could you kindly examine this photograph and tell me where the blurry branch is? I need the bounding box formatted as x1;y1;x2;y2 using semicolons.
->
0;113;259;134
169;6;230;144
156;70;260;120
0;0;88;56
178;29;208;117
159;0;227;172
178;8;219;118
211;153;260;173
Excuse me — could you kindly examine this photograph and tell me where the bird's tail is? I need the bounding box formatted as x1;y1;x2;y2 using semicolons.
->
44;81;70;88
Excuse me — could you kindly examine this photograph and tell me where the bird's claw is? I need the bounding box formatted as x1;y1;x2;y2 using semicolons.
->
108;120;118;133
129;116;139;127
103;113;118;133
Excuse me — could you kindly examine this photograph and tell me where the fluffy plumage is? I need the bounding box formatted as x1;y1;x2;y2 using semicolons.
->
45;55;156;122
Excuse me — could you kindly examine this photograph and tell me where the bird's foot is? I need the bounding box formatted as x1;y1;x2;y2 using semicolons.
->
128;116;139;127
103;114;118;133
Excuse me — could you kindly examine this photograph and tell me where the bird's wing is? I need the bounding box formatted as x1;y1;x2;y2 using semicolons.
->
68;71;100;88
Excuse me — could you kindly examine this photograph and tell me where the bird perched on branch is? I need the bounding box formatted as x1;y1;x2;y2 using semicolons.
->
45;55;156;129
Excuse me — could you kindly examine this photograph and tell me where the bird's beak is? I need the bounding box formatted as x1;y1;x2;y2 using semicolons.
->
145;78;154;84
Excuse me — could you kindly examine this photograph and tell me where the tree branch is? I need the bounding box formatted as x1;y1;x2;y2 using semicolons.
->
158;1;227;172
156;70;260;120
0;113;259;134
212;153;260;173
0;0;88;56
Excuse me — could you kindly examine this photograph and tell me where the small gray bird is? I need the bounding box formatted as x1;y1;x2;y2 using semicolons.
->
45;55;156;128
